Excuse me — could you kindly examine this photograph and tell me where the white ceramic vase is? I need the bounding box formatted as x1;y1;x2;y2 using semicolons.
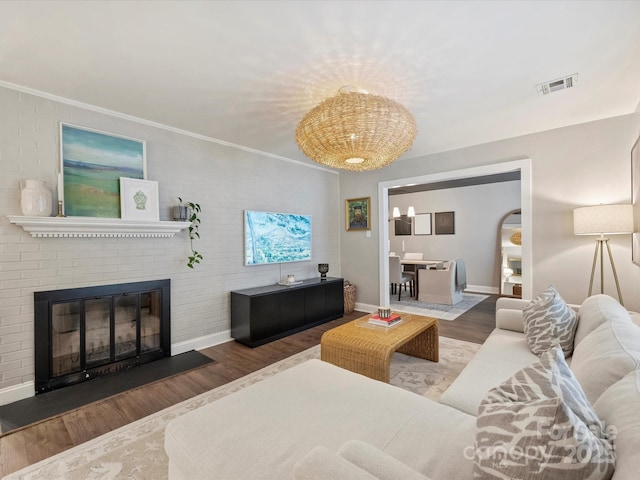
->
21;179;52;216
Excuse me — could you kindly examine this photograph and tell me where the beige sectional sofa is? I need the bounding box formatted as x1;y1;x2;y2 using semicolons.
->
164;294;640;479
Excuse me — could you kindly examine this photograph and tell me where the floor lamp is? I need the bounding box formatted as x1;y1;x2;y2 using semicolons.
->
573;204;633;305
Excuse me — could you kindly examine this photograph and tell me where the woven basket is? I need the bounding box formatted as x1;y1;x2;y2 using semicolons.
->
344;281;356;313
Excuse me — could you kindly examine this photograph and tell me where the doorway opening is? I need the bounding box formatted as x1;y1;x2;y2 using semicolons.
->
377;159;532;307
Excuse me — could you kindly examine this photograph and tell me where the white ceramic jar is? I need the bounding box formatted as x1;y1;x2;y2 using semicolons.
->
21;179;52;216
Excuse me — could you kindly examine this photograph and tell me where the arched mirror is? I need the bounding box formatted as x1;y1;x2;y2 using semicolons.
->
499;209;522;297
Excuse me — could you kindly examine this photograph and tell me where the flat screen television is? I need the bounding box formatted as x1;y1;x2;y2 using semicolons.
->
244;210;312;265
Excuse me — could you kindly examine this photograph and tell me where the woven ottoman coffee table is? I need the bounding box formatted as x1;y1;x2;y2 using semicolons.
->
320;313;439;382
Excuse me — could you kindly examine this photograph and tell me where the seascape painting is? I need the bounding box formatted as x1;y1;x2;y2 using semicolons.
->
244;211;312;265
61;124;146;217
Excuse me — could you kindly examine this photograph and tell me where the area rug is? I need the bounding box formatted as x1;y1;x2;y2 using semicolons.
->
3;337;480;480
390;293;488;320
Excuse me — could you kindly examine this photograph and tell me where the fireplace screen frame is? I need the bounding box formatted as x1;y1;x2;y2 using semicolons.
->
34;279;171;394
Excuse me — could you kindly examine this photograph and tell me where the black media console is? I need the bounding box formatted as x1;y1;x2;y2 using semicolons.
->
231;277;344;347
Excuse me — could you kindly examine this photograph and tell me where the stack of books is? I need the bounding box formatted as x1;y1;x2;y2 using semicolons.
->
368;313;402;327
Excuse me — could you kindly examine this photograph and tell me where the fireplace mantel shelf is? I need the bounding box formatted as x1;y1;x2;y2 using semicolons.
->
7;215;191;238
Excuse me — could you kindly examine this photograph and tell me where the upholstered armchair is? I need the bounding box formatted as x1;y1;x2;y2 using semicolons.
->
417;259;466;305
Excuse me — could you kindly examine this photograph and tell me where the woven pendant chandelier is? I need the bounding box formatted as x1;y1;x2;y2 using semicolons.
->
295;90;417;171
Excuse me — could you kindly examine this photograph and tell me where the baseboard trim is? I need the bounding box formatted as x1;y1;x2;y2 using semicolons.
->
0;381;35;406
466;285;499;295
354;302;376;313
171;329;232;355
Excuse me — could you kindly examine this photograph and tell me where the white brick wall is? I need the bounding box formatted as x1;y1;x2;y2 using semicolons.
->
0;86;340;399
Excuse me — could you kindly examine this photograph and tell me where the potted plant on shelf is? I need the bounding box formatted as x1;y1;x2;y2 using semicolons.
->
178;197;203;269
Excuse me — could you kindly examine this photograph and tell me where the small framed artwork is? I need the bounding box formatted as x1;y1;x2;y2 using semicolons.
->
345;197;370;231
414;213;432;235
60;123;146;218
434;211;455;235
632;133;640;266
394;215;412;236
119;178;159;221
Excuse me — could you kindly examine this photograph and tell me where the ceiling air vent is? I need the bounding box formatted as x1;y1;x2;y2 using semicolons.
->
536;73;578;95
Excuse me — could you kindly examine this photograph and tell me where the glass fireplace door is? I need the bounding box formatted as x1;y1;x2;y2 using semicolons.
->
115;295;138;360
51;301;81;377
50;295;141;377
140;290;162;353
85;297;111;367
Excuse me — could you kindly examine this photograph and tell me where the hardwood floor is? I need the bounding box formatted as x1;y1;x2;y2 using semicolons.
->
438;293;498;344
0;295;497;477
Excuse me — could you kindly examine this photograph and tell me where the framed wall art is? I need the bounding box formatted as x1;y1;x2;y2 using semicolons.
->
394;215;412;236
632;133;640;265
414;213;432;235
119;178;159;221
60;123;146;217
345;197;370;231
434;211;455;235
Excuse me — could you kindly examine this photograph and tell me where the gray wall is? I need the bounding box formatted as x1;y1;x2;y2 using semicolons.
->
340;113;640;311
389;180;521;291
0;86;341;401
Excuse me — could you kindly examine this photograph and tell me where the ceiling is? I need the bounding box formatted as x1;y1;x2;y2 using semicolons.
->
2;1;640;169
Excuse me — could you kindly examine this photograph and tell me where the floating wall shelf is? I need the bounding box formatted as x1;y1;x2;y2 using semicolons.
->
7;215;191;238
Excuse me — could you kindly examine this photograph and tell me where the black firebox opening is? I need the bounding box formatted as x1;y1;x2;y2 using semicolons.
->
34;279;171;394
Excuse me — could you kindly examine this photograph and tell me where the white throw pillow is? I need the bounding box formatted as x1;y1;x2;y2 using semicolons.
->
474;346;615;480
522;285;577;357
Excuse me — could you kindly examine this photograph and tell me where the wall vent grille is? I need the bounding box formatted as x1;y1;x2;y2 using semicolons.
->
536;73;578;95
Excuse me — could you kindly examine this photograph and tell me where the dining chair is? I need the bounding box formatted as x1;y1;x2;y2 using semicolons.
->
389;255;413;300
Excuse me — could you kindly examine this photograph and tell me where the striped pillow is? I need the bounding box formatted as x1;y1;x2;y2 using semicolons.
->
474;346;615;479
523;285;577;357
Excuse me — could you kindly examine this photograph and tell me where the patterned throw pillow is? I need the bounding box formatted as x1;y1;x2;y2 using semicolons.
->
483;346;603;431
523;285;578;357
474;346;615;480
